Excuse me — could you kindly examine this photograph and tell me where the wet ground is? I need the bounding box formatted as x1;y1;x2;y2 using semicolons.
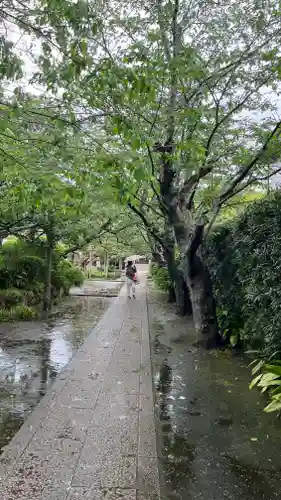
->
71;278;124;297
148;286;281;500
0;279;122;453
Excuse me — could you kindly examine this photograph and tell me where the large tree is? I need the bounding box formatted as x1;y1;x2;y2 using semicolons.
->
2;0;281;342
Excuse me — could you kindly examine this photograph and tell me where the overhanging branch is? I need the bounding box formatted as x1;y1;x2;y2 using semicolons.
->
127;202;165;249
62;218;112;257
218;121;281;206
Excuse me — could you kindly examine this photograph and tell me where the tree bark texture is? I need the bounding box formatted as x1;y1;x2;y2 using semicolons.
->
182;251;220;348
158;153;220;346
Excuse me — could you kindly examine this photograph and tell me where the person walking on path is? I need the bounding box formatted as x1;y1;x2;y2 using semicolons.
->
126;260;137;299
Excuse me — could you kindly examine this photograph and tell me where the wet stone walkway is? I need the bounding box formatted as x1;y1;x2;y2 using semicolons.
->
0;267;159;500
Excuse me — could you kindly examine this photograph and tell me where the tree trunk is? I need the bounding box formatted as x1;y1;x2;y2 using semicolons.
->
174;272;192;316
152;251;165;266
157;149;220;346
183;250;220;348
39;338;51;396
119;257;123;273
104;251;109;278
167;282;176;303
43;230;54;313
164;247;192;316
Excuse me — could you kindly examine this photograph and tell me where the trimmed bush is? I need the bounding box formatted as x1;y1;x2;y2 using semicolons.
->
204;192;281;352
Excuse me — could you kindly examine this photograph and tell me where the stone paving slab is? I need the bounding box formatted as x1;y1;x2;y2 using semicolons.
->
0;266;160;500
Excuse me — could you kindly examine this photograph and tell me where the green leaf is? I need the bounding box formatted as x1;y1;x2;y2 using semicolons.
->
271;386;281;396
80;40;87;56
260;380;281;393
230;334;238;346
92;22;99;35
249;373;263;390
132;137;141;150
264;396;281;413
134;167;145;182
257;373;279;388
263;364;281;376
251;359;265;375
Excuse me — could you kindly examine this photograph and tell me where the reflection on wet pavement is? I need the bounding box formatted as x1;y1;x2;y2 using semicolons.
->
0;289;115;453
148;289;281;500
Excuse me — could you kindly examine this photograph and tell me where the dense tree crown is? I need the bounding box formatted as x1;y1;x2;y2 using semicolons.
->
1;1;281;334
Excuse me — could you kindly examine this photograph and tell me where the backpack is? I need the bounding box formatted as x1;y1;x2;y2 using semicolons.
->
126;265;135;279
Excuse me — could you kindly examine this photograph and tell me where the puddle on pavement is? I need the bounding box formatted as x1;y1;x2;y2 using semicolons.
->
0;288;116;453
148;288;281;500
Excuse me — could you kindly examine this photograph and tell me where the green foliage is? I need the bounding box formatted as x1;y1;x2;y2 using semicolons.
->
88;270;105;279
0;304;37;322
205;192;281;352
88;270;121;280
52;259;84;294
0;239;45;289
1;0;281;337
250;359;281;413
0;288;24;307
151;264;171;291
0;238;84;315
26;282;45;300
23;289;36;305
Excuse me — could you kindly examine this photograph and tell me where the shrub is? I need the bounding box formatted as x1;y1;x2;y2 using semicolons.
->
52;259;84;294
0;239;84;308
204;192;281;352
108;270;120;279
0;240;45;289
88;270;121;279
250;359;281;413
26;281;45;301
23;289;36;305
89;270;105;278
0;288;24;307
151;264;171;291
0;304;37;322
11;304;37;320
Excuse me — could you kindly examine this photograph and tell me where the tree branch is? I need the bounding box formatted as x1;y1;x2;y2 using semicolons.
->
204;74;273;161
188;224;204;267
218;121;281;206
127;202;165;248
61;218;112;257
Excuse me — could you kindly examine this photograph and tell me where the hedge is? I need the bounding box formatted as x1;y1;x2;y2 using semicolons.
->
204;191;281;352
